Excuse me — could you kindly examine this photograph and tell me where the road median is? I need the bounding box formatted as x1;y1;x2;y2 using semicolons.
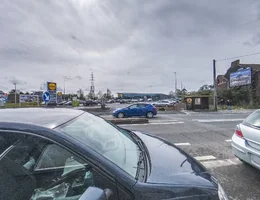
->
104;117;149;125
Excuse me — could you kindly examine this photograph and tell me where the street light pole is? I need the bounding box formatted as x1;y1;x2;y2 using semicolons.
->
213;59;218;111
174;72;177;95
14;83;17;105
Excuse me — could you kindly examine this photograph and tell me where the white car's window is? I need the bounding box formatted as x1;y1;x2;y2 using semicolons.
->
243;111;260;127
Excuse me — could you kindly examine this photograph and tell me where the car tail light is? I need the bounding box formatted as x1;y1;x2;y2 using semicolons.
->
235;125;244;138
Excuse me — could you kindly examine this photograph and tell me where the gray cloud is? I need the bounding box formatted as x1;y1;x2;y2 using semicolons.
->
0;0;260;94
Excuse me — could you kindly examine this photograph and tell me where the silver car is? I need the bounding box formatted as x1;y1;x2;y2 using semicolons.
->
232;110;260;169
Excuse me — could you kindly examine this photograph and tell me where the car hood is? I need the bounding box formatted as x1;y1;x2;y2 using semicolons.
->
133;131;216;188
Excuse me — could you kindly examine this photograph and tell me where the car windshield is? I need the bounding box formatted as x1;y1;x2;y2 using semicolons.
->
56;112;141;178
243;111;260;127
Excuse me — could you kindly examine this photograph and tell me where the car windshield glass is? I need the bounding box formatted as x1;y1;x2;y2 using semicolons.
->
56;112;141;178
243;111;260;127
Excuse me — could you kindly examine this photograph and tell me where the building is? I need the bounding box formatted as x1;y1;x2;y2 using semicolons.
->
216;75;228;90
117;93;170;100
217;59;260;104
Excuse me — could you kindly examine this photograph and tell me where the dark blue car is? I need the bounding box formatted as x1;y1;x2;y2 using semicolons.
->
0;108;227;200
113;103;157;118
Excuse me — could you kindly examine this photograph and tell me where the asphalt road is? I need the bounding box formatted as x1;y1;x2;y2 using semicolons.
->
119;111;259;200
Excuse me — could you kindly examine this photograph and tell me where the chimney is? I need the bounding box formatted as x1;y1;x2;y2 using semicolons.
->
231;60;240;68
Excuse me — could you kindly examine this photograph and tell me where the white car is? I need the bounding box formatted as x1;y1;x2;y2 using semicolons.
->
153;100;175;107
232;110;260;169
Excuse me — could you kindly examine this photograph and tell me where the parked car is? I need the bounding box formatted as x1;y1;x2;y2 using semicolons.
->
113;103;157;118
153;100;175;107
64;100;72;106
0;108;228;200
232;110;260;169
83;100;98;106
57;100;67;106
106;99;115;104
119;99;129;104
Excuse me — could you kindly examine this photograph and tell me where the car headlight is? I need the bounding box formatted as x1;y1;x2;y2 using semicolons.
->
218;184;228;200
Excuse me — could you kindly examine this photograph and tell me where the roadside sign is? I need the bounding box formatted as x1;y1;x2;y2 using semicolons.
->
57;92;62;97
42;91;51;104
47;82;57;104
48;82;56;91
187;98;192;104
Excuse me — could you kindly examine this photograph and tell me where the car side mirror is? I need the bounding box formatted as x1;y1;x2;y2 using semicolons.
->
79;187;112;200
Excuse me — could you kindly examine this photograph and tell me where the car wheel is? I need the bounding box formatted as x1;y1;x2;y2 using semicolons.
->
238;158;249;165
117;112;124;118
146;112;154;118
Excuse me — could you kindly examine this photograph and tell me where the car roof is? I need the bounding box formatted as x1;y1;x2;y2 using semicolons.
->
0;108;84;129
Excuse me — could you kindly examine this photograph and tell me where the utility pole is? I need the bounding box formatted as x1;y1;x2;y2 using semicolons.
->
90;71;95;99
174;72;177;95
213;59;218;111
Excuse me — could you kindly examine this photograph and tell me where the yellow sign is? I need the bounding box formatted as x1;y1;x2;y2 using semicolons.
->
187;98;192;104
119;93;123;98
57;92;62;97
48;82;56;91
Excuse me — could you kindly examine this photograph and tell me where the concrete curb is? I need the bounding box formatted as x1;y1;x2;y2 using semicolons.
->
107;118;149;125
79;107;111;112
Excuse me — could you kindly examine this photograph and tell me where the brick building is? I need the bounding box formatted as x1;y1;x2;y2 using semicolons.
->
217;59;260;105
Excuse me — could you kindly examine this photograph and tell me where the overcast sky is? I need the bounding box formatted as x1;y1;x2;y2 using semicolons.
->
1;0;260;94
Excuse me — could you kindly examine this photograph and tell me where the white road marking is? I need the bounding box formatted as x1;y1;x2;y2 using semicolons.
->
201;158;241;169
194;155;217;161
150;121;184;125
174;142;191;146
119;121;184;127
225;139;232;142
194;119;244;123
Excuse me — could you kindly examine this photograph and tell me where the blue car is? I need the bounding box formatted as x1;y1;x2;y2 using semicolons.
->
113;103;157;118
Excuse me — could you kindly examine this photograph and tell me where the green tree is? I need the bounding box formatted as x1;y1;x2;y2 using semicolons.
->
198;84;214;95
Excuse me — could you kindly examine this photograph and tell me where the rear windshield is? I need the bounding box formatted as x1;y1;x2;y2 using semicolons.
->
243;111;260;127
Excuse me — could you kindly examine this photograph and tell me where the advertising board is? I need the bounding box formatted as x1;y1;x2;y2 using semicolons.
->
20;95;39;103
47;82;57;104
230;68;252;88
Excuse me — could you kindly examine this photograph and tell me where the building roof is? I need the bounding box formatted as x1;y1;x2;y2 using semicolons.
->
118;93;169;97
225;60;260;79
0;108;84;129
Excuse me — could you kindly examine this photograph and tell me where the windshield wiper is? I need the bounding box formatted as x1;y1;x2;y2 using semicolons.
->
135;150;146;180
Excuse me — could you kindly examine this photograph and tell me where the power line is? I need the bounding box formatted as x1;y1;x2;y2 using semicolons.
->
217;52;260;62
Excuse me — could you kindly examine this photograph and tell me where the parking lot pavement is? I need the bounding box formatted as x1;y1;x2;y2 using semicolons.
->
119;112;260;200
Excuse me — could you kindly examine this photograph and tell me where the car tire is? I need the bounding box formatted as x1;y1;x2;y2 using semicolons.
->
146;112;154;118
238;158;249;165
117;112;124;118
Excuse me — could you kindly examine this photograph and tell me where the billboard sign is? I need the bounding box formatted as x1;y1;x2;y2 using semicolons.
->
230;68;252;88
47;82;57;104
20;95;39;103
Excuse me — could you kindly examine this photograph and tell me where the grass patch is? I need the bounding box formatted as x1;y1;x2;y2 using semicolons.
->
0;102;40;108
218;105;260;110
